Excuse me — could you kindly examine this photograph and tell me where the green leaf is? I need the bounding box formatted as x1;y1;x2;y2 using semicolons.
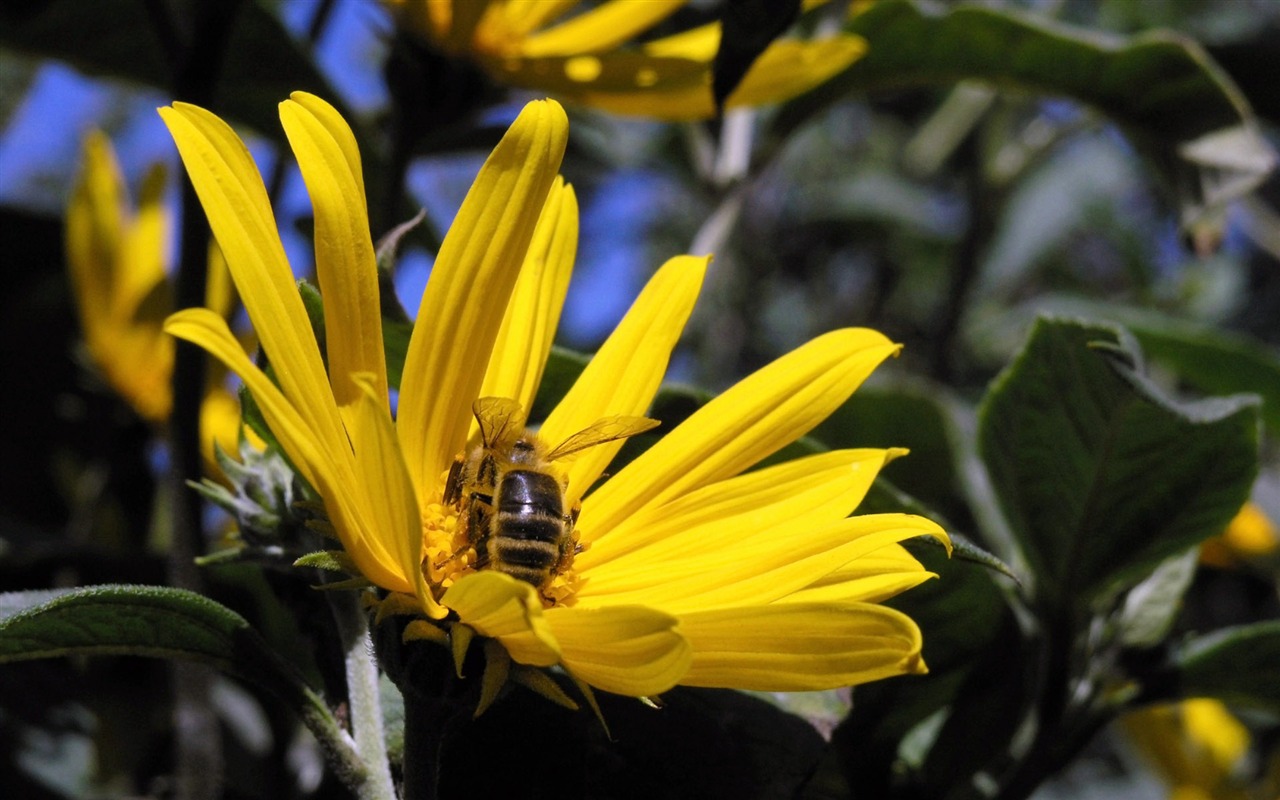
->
528;345;590;423
1114;548;1199;648
977;317;1259;607
0;0;344;142
713;0;802;111
779;0;1274;229
1129;318;1280;438
999;297;1280;436
812;381;970;531
383;318;412;391
0;585;310;703
1175;620;1280;711
833;540;1023;797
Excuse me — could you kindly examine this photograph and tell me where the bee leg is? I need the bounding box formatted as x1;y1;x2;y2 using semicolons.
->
467;494;494;568
553;501;582;574
442;456;466;506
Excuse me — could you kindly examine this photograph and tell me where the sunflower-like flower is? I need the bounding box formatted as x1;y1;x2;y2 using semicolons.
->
162;92;947;702
386;0;865;120
66;131;242;465
1122;699;1252;800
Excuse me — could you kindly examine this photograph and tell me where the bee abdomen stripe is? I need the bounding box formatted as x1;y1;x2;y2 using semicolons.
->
494;512;562;543
492;537;559;568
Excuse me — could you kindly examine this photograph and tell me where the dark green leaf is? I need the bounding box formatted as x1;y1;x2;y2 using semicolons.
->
0;0;344;141
0;585;311;704
713;0;802;111
1003;297;1280;436
776;0;1274;230
1130;318;1280;437
384;318;412;391
528;346;591;423
1175;620;1280;711
978;317;1259;607
297;279;327;357
812;381;970;531
834;541;1023;797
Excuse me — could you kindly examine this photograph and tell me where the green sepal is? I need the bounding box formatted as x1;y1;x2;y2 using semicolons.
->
475;639;511;718
509;666;578;711
294;549;360;574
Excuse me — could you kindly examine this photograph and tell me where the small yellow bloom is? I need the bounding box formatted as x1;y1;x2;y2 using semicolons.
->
1200;502;1279;568
162;93;947;698
66;132;242;466
1123;699;1251;800
386;0;866;120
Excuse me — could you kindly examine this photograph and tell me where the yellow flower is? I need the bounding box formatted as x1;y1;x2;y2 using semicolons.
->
386;0;865;120
1200;502;1279;568
162;93;947;699
66;132;242;466
1123;699;1251;800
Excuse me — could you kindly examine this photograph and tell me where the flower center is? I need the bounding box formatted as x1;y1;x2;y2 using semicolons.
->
421;478;584;608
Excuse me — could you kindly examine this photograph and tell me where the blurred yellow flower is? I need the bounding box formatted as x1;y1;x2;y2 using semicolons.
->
386;0;865;120
162;92;947;702
1123;698;1251;800
66;132;242;466
1200;502;1279;568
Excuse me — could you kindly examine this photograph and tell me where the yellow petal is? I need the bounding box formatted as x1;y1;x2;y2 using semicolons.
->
476;176;578;420
398;99;568;498
678;603;926;691
442;571;561;667
165;309;409;595
583;328;900;533
67;131;126;343
348;373;442;618
158;104;347;459
204;240;237;320
546;604;691;696
579;513;946;608
724;37;865;111
280;93;388;408
114;163;170;323
198;386;245;468
640;22;718;60
435;0;493;54
780;570;936;606
485;0;578;41
577;448;894;566
541;255;707;507
490;51;710;121
518;0;685;58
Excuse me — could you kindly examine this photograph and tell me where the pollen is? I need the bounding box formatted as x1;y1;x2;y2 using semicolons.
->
422;498;475;591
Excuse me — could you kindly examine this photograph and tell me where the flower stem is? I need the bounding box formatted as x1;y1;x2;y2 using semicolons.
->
329;592;399;800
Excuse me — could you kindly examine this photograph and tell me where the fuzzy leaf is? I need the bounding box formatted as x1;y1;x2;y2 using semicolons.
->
0;585;312;704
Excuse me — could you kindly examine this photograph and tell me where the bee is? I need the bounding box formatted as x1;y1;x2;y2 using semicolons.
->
443;397;659;595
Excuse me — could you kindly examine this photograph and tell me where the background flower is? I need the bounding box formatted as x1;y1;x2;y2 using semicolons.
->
387;0;866;119
66;131;242;466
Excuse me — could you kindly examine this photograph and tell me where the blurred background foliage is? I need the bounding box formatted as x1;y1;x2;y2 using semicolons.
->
2;0;1280;798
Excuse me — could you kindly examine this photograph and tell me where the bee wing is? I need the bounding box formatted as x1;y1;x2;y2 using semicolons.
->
473;397;526;448
546;416;661;461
